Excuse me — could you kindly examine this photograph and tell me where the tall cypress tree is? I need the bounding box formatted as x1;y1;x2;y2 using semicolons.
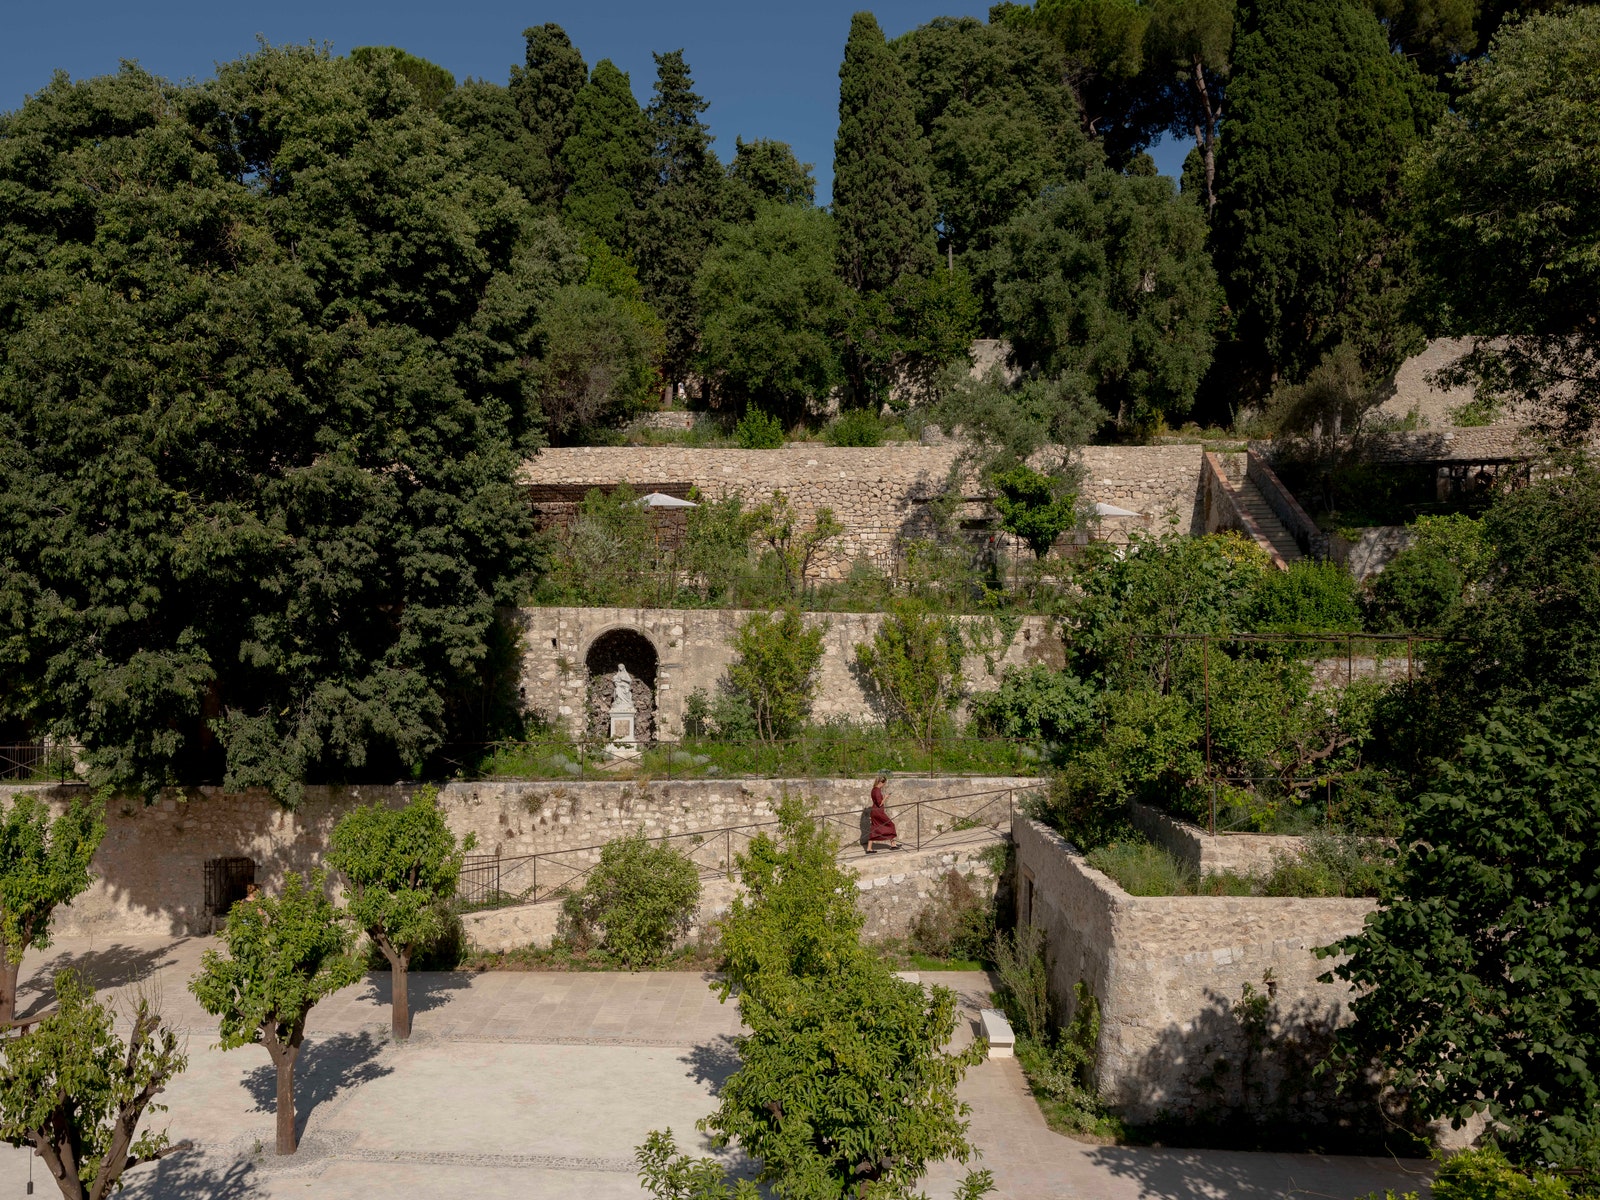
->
560;60;650;253
1209;0;1437;399
509;23;588;210
634;49;724;386
833;12;937;294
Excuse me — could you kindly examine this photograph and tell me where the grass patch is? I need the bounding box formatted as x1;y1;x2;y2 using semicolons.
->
1083;834;1393;898
468;729;1040;782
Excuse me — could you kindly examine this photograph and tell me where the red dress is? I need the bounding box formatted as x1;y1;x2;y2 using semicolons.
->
869;784;897;842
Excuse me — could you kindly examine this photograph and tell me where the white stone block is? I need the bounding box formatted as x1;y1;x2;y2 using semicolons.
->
979;1009;1015;1058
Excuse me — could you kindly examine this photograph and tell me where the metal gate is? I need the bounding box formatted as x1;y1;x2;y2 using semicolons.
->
203;857;256;921
457;853;502;908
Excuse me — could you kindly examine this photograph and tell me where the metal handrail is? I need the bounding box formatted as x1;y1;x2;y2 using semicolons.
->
456;784;1025;911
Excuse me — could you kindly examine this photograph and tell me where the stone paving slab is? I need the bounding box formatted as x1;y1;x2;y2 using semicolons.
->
3;940;1432;1199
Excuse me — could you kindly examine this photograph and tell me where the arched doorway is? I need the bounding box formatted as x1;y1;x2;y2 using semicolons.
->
584;628;659;743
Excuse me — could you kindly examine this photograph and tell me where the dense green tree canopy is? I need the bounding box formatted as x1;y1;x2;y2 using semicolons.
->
895;14;1093;324
833;12;937;296
1404;8;1600;442
0;48;570;800
508;23;588;209
694;204;845;420
1328;685;1600;1173
723;136;816;218
635;50;724;384
438;78;549;203
559;60;650;252
349;46;456;108
993;167;1220;431
1210;0;1437;400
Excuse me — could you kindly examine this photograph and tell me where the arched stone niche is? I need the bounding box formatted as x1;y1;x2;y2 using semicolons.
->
584;628;659;743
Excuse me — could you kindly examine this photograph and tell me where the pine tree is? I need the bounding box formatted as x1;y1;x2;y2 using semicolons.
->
832;11;937;294
560;60;650;252
1209;0;1437;399
634;50;724;386
509;23;588;210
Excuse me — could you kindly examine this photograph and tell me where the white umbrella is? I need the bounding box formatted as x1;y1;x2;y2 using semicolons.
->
1093;501;1139;517
636;492;698;508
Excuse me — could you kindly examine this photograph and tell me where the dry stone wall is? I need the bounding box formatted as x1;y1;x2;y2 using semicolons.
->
520;443;1207;578
515;606;1063;739
11;776;1038;940
462;833;1005;952
1014;816;1374;1124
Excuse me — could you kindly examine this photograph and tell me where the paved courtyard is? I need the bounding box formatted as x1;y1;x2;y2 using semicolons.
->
3;937;1432;1199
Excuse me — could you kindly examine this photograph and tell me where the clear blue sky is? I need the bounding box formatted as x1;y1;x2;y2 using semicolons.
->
3;1;1188;202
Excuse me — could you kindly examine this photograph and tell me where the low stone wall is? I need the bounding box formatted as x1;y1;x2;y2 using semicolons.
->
520;443;1207;578
1130;802;1306;876
516;606;1063;739
10;776;1038;940
1013;816;1374;1124
462;834;1004;951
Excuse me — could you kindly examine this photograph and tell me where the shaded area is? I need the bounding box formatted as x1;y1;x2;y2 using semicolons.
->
241;1030;392;1142
16;938;193;1020
358;968;476;1017
1083;1142;1434;1200
681;1035;742;1095
120;1149;261;1200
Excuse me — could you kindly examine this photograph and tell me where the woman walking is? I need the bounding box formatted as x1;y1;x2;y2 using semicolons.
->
867;774;903;852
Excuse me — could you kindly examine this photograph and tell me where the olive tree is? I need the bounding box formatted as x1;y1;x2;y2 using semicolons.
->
0;970;187;1200
0;795;103;1026
855;605;966;748
189;871;360;1155
328;787;475;1040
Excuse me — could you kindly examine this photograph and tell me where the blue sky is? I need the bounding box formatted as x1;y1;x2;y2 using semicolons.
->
3;0;1188;201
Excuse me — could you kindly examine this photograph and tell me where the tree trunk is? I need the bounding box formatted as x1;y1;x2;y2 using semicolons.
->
386;946;411;1041
262;1022;302;1155
0;952;17;1027
275;1052;296;1155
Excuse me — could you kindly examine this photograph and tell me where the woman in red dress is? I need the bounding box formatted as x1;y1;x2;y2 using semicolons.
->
867;775;902;852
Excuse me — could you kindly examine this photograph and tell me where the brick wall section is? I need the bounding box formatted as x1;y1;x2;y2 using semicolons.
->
515;606;1063;738
519;443;1207;577
10;776;1038;940
1013;816;1374;1123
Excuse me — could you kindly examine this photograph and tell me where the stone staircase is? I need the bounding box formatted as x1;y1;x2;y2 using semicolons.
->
1222;461;1304;564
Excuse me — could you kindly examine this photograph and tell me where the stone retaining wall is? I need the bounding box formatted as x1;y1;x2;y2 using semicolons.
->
9;776;1038;940
521;443;1207;578
1129;802;1307;877
1013;816;1374;1123
515;606;1063;738
1329;525;1416;580
462;833;1005;951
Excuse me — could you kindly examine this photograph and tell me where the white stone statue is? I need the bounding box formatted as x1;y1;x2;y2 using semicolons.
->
610;663;636;716
606;663;639;756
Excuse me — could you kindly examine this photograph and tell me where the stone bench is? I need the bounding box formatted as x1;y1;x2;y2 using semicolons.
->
979;1008;1015;1058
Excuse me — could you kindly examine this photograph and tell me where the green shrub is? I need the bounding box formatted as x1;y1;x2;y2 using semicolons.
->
854;603;964;748
1244;558;1361;633
559;830;702;966
734;408;785;449
1259;834;1393;898
1361;1146;1577;1200
726;608;825;741
1363;513;1486;632
1085;840;1192;896
990;923;1052;1043
909;870;994;962
825;408;884;447
992;463;1077;559
969;664;1097;743
1022;762;1133;853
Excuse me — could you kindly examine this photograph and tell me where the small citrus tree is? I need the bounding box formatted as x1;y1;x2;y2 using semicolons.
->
1;794;104;1026
643;799;993;1200
0;969;187;1200
750;491;844;599
855;604;965;748
559;830;702;966
328;786;475;1040
992;464;1076;559
189;871;360;1155
726;609;826;742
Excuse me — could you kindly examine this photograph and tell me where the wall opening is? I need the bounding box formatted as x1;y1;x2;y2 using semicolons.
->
585;628;659;743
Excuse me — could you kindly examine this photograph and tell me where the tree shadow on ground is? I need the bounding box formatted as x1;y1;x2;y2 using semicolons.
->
16;939;192;1019
118;1148;261;1200
358;968;476;1018
682;1036;742;1094
241;1029;392;1141
1082;1144;1432;1200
